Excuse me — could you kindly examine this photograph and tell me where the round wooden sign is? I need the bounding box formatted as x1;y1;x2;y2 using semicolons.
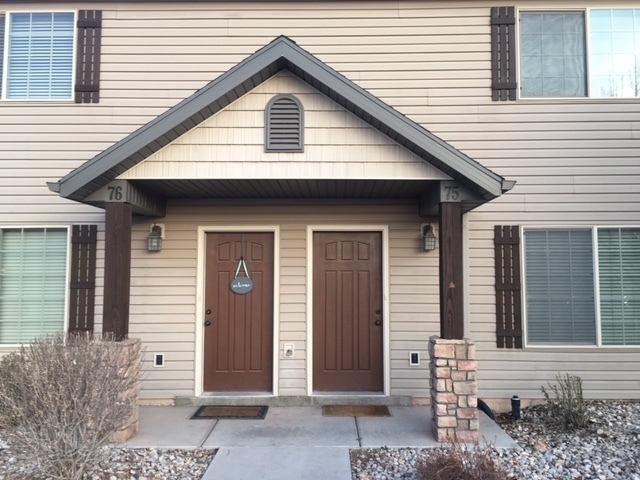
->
230;277;254;294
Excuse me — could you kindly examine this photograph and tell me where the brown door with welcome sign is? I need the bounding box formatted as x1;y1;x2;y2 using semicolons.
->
203;232;274;392
313;231;383;392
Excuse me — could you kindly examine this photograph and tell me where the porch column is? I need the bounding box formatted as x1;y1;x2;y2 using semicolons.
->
103;202;133;340
439;202;464;339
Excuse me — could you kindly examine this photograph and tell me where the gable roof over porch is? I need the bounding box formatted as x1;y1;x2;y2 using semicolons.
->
49;35;514;210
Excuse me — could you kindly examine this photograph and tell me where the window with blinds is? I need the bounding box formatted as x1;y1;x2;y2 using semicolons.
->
524;227;640;346
0;228;68;344
0;15;5;96
524;229;596;345
2;12;75;100
598;228;640;346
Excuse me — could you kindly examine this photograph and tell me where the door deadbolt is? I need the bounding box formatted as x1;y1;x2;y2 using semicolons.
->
206;309;212;315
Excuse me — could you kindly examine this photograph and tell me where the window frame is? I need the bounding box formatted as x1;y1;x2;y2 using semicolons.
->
521;225;640;349
0;225;71;346
0;9;77;102
517;7;640;101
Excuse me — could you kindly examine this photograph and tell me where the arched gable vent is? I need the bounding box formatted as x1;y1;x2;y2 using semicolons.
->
265;94;304;152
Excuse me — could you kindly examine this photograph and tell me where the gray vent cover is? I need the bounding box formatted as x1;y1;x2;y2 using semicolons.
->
265;94;303;152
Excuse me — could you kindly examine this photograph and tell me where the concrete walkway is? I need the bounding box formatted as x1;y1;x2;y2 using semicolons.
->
125;406;518;480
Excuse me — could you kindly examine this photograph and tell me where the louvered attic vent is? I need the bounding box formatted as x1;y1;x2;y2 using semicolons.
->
265;94;304;152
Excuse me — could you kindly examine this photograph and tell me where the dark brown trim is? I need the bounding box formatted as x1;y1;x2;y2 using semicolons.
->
75;10;102;104
102;203;132;340
68;225;98;333
494;225;523;348
439;202;464;339
491;6;517;101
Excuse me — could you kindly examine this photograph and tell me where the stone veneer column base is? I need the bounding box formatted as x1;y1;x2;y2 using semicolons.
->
110;338;142;444
429;336;479;443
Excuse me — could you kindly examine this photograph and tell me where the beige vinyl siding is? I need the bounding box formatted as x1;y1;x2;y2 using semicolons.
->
120;73;450;181
0;0;638;400
129;201;438;400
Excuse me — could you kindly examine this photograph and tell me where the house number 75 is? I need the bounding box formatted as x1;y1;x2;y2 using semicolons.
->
444;185;460;201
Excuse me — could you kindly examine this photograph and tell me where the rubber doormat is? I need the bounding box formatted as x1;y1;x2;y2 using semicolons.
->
322;405;391;417
191;405;269;420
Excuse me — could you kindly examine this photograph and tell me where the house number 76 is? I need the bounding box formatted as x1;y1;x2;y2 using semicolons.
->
107;186;124;201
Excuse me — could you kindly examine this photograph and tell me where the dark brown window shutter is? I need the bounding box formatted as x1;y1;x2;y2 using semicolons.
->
75;10;102;104
495;225;522;348
69;225;98;333
491;7;517;101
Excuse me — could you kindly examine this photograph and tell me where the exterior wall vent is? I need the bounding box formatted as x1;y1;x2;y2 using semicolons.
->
265;94;304;152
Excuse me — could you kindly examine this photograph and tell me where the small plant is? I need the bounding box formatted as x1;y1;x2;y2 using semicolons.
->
541;373;589;431
0;332;142;480
417;445;509;480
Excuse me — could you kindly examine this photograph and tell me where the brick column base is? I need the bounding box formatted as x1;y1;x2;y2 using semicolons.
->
429;336;478;443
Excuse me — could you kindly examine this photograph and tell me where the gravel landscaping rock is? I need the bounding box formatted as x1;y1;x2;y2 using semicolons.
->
0;431;215;480
351;400;640;480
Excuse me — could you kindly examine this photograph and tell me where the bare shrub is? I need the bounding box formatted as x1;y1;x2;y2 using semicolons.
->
0;353;22;428
417;445;509;480
0;333;142;480
541;373;589;431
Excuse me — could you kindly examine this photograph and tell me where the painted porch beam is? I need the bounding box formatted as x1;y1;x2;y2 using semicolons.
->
439;202;464;339
84;180;166;217
419;181;484;216
103;202;133;340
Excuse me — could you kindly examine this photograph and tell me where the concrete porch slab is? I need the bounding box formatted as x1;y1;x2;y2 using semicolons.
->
356;406;437;447
202;446;352;480
124;406;216;448
202;406;360;448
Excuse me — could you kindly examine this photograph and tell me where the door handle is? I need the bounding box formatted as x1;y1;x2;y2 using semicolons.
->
204;320;212;327
375;319;382;326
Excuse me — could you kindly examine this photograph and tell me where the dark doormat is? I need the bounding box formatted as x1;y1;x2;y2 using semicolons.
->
322;405;391;417
191;405;269;420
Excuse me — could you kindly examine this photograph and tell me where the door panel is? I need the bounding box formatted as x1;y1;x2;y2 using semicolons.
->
204;232;274;392
313;231;383;392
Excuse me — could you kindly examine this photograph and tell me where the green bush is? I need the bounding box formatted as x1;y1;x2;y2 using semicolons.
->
541;373;589;431
417;445;509;480
0;333;142;480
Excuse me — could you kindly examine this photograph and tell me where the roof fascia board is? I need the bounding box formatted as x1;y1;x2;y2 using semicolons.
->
57;36;507;200
58;41;286;198
280;42;504;197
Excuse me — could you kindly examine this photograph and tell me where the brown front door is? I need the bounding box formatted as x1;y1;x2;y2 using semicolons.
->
203;232;274;392
313;231;384;392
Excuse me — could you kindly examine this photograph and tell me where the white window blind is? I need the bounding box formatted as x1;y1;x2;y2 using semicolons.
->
0;15;5;95
598;228;640;345
0;228;67;344
6;12;74;99
525;229;596;344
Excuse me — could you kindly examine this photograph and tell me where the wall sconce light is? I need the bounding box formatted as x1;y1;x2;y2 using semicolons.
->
422;224;437;252
147;224;163;252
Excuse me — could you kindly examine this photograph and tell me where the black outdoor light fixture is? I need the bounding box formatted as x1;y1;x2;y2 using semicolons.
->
147;224;163;252
422;224;437;252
